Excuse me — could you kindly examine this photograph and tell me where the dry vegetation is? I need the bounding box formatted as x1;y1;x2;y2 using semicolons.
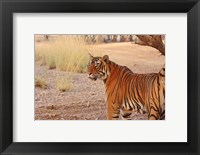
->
35;36;90;92
56;76;73;92
35;36;89;73
35;76;47;89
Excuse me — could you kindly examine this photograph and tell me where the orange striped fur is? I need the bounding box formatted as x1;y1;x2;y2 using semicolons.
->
88;54;165;120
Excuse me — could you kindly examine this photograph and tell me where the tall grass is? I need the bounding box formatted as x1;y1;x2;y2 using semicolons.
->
35;36;89;73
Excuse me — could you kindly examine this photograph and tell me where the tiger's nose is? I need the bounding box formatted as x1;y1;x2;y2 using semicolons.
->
88;73;93;78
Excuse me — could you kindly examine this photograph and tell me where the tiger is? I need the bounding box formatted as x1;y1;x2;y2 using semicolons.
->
87;54;165;120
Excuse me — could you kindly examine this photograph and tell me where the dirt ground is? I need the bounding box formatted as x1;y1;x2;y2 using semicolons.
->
35;42;164;120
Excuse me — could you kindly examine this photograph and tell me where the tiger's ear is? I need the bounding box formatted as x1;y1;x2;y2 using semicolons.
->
102;55;109;63
88;53;94;60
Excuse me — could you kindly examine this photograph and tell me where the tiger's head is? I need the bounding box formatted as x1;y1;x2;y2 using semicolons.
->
87;53;110;81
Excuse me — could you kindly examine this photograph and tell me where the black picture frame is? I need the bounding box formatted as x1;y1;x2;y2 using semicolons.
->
0;0;200;154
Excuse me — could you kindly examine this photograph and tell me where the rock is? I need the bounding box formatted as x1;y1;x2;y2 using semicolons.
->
86;102;90;107
46;104;56;110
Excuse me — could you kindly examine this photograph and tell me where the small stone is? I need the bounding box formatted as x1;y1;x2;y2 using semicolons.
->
47;104;56;110
38;105;44;108
86;102;90;107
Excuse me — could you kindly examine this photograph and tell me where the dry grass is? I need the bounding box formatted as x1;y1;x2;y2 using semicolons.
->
35;76;47;89
56;76;73;92
35;36;89;73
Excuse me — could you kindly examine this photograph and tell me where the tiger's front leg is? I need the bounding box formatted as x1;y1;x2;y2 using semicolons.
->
120;109;132;120
106;100;120;120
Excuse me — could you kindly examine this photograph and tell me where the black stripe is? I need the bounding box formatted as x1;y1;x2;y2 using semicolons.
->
157;77;160;112
150;106;159;112
112;115;119;118
149;114;157;120
113;67;124;104
123;112;132;118
160;110;165;120
151;99;159;110
157;75;160;86
159;72;165;77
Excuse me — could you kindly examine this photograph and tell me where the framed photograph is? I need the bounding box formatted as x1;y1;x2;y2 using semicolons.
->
0;0;199;154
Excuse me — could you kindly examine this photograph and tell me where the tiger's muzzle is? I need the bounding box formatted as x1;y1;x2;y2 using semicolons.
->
88;73;97;81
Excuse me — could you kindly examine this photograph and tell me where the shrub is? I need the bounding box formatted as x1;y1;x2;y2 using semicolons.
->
35;36;89;73
56;76;73;92
35;76;47;89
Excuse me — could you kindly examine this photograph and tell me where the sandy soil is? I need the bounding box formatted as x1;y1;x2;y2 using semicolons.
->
35;42;164;120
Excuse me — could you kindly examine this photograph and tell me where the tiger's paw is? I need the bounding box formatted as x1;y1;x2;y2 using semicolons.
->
139;109;146;114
